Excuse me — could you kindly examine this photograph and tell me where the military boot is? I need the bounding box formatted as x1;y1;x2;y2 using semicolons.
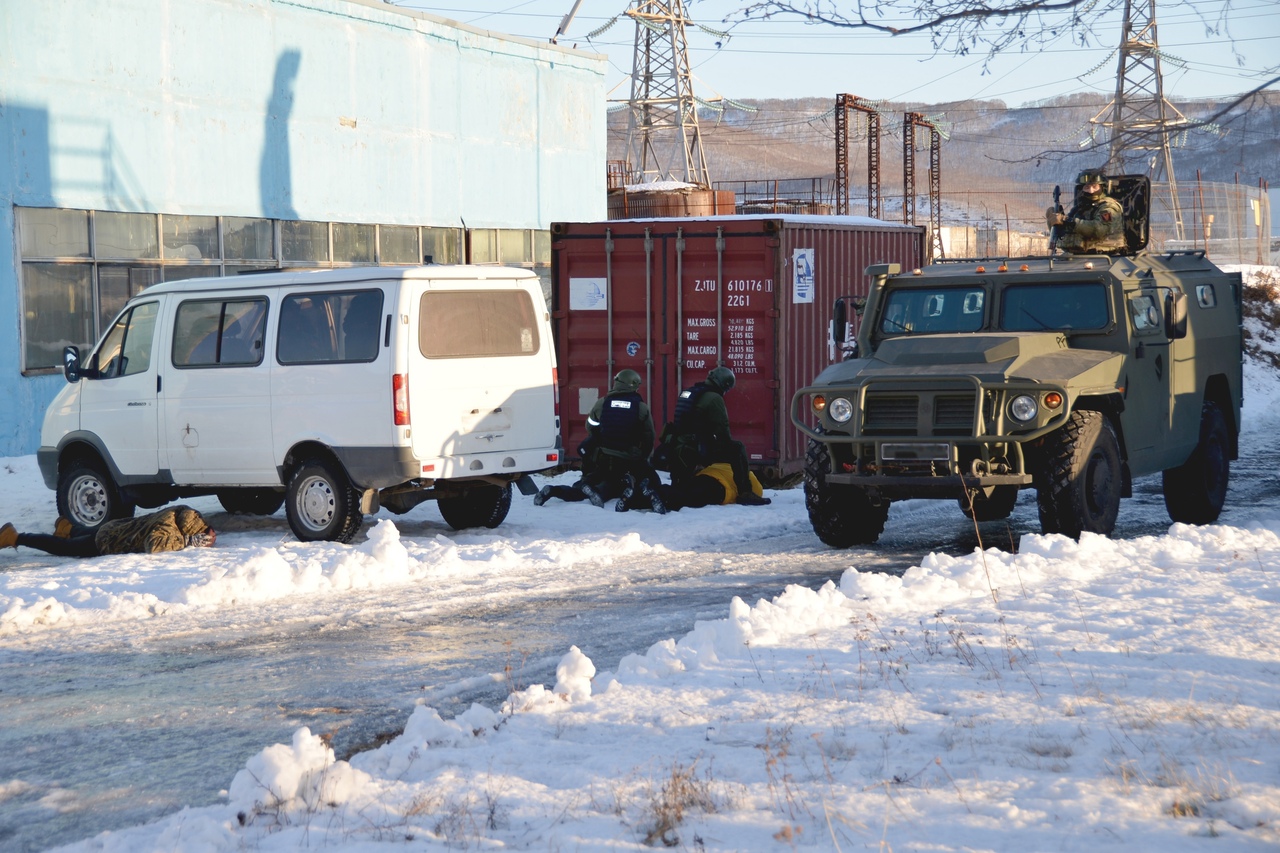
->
532;486;553;507
580;483;605;508
0;523;17;549
639;477;668;514
615;474;636;513
736;492;771;507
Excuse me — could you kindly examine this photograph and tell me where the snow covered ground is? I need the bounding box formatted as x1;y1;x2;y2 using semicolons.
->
2;267;1278;851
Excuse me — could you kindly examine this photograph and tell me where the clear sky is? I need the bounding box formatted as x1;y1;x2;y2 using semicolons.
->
396;0;1279;107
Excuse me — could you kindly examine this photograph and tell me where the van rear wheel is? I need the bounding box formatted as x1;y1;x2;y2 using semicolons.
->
438;484;512;531
57;460;135;532
285;459;362;543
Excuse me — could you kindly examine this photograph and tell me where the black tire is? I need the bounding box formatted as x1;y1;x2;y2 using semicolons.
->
217;488;285;516
437;484;513;531
285;459;362;543
1036;410;1122;538
57;459;135;531
804;438;888;547
1163;401;1230;525
958;486;1020;522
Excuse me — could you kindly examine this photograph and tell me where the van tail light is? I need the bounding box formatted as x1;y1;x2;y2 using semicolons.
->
393;373;410;426
552;367;560;418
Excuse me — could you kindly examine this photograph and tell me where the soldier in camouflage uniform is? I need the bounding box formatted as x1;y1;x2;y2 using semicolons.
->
1048;168;1125;254
0;505;216;558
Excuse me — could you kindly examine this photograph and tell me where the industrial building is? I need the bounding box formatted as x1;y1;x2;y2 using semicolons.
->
0;0;607;456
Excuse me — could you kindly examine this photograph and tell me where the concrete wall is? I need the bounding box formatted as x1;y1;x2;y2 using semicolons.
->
0;0;607;456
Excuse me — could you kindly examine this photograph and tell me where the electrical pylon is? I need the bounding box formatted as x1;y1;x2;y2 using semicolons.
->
1091;0;1187;238
622;0;711;187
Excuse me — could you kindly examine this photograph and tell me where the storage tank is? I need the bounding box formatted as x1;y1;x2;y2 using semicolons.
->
551;215;926;479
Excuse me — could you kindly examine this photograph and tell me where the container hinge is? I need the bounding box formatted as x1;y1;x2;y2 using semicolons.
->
767;309;781;318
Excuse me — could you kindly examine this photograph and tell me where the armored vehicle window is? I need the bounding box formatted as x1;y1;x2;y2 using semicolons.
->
277;290;384;364
419;290;540;358
1127;293;1164;336
174;298;268;367
1196;285;1217;308
878;287;985;335
1002;283;1108;331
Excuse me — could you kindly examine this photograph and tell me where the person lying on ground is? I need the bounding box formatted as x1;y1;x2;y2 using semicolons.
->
0;505;217;558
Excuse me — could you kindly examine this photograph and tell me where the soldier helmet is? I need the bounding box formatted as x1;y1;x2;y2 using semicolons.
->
707;366;736;393
1076;168;1108;200
612;368;642;393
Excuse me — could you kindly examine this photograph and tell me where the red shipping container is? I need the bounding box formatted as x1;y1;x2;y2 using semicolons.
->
551;215;925;479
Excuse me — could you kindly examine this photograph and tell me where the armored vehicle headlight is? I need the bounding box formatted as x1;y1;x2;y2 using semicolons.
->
829;397;854;423
1009;394;1038;422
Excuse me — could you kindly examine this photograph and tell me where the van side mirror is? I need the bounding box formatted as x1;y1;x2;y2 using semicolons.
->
63;346;81;383
1165;291;1188;339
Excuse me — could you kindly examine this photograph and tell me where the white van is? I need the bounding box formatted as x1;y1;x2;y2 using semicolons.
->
38;266;562;542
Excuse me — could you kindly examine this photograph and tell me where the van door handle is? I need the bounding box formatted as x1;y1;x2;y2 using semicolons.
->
157;375;162;393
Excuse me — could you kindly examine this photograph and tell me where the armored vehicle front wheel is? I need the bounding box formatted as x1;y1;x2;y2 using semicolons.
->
217;488;285;516
285;459;363;543
804;438;889;547
57;460;135;532
1036;410;1122;538
1162;401;1229;525
438;483;512;531
957;486;1020;522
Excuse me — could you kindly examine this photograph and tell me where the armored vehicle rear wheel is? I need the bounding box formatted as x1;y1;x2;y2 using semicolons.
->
438;483;512;531
957;486;1020;522
804;438;889;547
285;459;362;543
1163;401;1229;525
217;488;285;516
1036;410;1122;538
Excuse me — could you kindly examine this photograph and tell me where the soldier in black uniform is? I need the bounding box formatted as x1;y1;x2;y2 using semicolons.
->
534;369;667;513
653;366;770;506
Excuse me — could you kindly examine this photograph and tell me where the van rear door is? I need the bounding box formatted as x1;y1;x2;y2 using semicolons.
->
407;282;557;466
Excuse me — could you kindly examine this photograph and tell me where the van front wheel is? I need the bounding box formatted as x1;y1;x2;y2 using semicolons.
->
57;460;135;532
286;459;362;543
438;484;512;531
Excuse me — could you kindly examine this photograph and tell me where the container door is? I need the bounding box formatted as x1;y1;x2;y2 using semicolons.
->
555;229;662;458
669;225;780;468
79;299;162;476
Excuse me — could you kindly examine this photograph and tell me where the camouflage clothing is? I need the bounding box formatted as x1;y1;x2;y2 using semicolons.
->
1058;194;1125;253
94;505;212;554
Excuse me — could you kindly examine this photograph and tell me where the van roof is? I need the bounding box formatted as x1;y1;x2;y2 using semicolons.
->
139;265;539;296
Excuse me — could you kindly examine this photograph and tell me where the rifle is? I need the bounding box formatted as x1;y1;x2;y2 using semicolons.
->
1048;184;1063;253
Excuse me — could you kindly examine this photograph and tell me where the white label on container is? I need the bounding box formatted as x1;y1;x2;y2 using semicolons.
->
570;277;608;310
578;386;599;415
792;248;815;304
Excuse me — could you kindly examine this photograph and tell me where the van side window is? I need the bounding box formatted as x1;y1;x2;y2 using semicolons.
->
419;290;539;358
277;289;384;364
94;301;160;378
173;298;268;367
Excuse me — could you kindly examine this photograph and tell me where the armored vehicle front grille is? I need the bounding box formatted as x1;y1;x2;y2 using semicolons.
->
863;394;918;435
933;394;976;436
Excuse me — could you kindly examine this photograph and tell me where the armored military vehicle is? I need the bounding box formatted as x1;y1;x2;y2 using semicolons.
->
791;175;1243;545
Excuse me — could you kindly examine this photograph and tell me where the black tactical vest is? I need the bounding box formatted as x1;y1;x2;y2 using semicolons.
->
598;391;645;449
673;383;708;430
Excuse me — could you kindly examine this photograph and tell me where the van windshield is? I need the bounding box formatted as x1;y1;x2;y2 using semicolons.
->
419;290;540;358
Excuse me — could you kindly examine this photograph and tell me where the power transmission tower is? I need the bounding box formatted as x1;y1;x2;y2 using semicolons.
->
835;94;881;219
1091;0;1187;238
903;112;944;260
622;0;711;187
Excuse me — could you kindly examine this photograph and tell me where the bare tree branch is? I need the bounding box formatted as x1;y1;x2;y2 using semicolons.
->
711;0;1246;67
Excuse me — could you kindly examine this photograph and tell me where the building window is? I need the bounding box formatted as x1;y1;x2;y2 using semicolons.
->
15;206;548;375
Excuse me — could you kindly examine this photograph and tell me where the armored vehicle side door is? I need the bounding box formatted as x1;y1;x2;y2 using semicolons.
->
1119;287;1174;475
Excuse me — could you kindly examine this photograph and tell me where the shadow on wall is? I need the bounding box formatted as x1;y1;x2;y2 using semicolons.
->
261;50;301;221
3;102;52;203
